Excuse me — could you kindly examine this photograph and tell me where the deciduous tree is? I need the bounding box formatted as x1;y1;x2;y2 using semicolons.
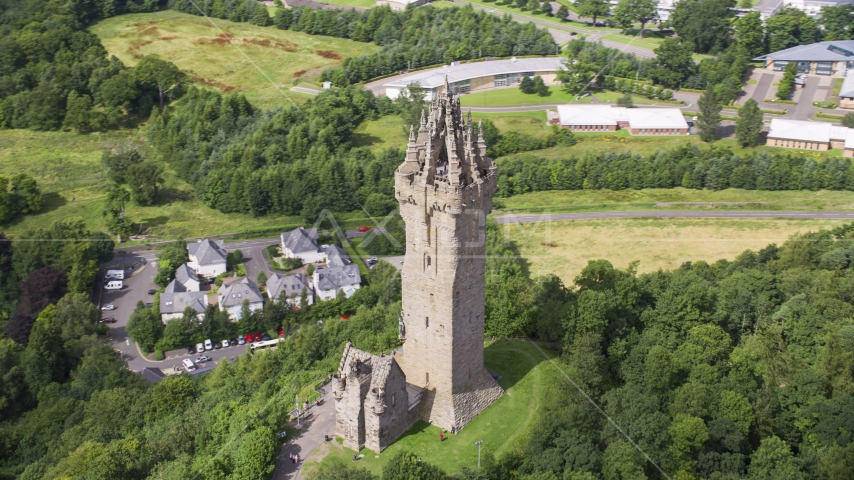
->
697;86;722;142
735;99;764;147
577;0;610;27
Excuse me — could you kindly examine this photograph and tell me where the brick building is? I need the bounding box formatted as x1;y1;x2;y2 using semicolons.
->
333;80;503;453
766;118;854;156
554;105;689;135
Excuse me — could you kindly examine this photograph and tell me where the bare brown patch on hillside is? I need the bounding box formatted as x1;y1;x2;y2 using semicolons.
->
317;50;341;60
294;69;308;78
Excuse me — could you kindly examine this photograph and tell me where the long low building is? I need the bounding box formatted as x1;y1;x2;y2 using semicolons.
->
383;57;566;100
754;40;854;77
766;118;854;156
554;105;689;135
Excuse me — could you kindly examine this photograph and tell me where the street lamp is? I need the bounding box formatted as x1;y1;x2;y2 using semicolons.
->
474;440;484;470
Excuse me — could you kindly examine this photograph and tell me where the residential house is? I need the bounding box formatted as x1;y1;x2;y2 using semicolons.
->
325;244;352;267
174;263;200;292
267;272;315;307
217;277;265;320
187;239;228;277
313;264;361;301
160;279;208;323
281;227;325;264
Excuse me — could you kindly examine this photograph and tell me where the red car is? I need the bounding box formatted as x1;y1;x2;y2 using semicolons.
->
245;333;253;344
358;226;371;232
278;327;284;337
253;333;262;342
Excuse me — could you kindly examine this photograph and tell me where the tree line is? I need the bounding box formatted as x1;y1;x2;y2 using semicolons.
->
494;143;854;196
0;174;42;223
319;222;854;480
0;0;188;132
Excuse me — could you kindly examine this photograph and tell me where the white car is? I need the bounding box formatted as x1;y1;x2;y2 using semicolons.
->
101;304;116;311
204;339;213;350
183;358;197;372
222;339;230;348
237;336;246;345
196;343;205;353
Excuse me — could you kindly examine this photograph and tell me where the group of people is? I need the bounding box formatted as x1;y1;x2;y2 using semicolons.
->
435;159;450;177
439;425;457;442
289;453;299;464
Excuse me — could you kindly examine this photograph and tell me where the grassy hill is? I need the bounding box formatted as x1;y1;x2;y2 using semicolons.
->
90;10;380;108
304;339;560;476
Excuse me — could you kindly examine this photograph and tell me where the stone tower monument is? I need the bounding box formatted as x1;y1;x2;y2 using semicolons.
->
393;78;504;430
332;81;503;453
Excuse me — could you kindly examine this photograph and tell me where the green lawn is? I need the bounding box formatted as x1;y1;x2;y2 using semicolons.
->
496;188;854;213
461;0;622;34
91;10;380;108
0;129;378;239
460;87;589;106
600;33;662;51
353;112;550;153
593;91;681;105
496;134;846;160
304;340;560;476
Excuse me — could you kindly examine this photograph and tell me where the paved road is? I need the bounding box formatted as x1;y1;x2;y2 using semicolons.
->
493;210;854;223
751;73;776;104
272;384;336;480
791;76;820;120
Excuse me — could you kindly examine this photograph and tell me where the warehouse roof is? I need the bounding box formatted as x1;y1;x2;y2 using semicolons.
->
753;41;854;62
626;108;689;129
384;57;566;89
557;105;618;126
841;72;854;98
767;119;832;143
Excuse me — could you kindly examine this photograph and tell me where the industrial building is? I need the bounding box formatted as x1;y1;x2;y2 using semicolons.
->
553;105;689;135
753;40;854;77
382;57;566;100
765;118;854;156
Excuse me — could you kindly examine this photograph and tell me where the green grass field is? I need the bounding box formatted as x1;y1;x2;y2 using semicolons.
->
0;129;378;239
505;217;848;282
593;91;680;105
353;112;550;152
600;33;662;51
90;10;379;108
460;87;588;106
497;188;854;213
304;340;560;476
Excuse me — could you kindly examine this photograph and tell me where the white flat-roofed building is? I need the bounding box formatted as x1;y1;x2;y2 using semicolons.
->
625;108;689;135
766;118;834;150
555;105;688;135
845;130;854;157
383;57;566;100
375;0;425;10
839;71;854;109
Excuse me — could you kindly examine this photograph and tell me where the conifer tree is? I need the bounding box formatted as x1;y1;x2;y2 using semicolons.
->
735;98;763;147
697;86;721;142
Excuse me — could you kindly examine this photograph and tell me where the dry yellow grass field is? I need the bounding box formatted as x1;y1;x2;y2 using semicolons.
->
503;218;849;282
91;11;380;107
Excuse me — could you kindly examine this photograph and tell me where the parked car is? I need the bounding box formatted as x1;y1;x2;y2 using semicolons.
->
278;327;284;338
183;358;197;372
230;338;239;346
238;336;246;345
213;341;222;349
196;355;212;363
253;333;262;342
261;333;272;341
221;339;230;348
101;304;116;311
188;346;196;354
196;342;205;353
144;302;153;308
245;334;253;344
148;289;156;295
204;339;213;350
204;278;215;285
358;226;371;232
100;317;117;324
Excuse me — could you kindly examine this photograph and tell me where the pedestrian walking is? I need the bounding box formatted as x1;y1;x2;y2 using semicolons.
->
451;425;455;435
290;454;295;464
296;454;299;463
353;453;358;462
440;432;444;442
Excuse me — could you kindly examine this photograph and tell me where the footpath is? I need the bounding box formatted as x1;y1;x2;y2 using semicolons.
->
272;384;336;480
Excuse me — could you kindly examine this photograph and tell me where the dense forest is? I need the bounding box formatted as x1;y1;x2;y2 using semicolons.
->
493;143;854;196
312;222;854;480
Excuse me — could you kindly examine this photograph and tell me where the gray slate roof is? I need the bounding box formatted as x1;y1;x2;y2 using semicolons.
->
160;289;207;315
218;277;264;308
384;57;567;89
175;263;199;285
164;278;187;293
754;40;854;62
282;227;319;254
188;239;227;266
140;367;165;383
325;244;351;267
315;264;361;291
267;272;312;301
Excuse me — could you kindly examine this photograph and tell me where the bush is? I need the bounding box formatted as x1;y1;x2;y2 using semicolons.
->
843;112;854;128
154;350;165;361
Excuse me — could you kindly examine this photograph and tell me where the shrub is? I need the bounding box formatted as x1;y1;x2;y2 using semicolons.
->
154;350;165;361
